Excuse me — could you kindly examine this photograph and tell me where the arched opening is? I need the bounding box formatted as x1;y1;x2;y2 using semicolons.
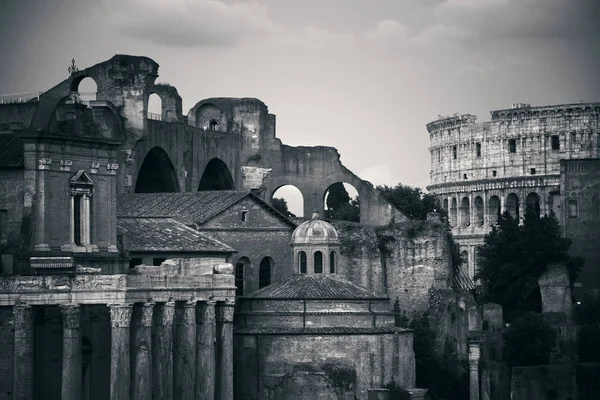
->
323;182;360;222
443;198;449;211
235;257;251;296
298;251;307;273
525;192;541;216
271;185;304;218
593;192;599;222
314;251;323;273
75;77;97;102
506;193;520;220
460;197;470;227
135;147;179;193
259;257;273;288
198;158;234;191
450;198;458;226
329;251;336;273
147;93;162;121
488;196;501;225
474;196;484;226
196;104;221;130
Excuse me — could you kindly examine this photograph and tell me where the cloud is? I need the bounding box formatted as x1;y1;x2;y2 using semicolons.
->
365;20;408;42
112;0;278;47
358;165;401;187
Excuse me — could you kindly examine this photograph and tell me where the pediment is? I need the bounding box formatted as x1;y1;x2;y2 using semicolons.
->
70;170;94;186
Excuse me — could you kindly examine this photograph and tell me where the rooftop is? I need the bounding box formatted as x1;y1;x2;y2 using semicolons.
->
0;134;23;168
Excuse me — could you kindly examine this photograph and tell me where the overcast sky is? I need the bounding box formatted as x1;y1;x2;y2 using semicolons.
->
1;0;599;193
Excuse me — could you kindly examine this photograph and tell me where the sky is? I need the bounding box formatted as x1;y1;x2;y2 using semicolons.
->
0;0;599;195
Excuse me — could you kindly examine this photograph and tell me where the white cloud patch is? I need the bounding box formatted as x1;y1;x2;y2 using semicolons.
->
358;165;401;187
365;20;408;42
112;0;278;47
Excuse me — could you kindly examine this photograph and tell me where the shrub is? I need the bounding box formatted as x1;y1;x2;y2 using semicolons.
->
503;312;556;366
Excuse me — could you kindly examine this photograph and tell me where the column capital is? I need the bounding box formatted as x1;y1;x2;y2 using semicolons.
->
13;304;35;329
60;303;82;330
176;300;197;325
155;301;176;327
196;301;216;324
216;302;235;323
109;303;133;328
138;302;155;327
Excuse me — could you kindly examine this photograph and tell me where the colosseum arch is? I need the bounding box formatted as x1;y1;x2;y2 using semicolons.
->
488;195;501;225
506;193;520;220
525;192;541;216
198;158;235;191
474;196;484;226
460;197;470;227
450;198;458;226
135;147;180;193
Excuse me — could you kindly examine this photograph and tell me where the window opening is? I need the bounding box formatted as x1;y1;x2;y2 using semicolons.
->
153;258;166;266
314;251;323;273
329;251;336;273
452;146;457;159
129;258;142;269
299;251;307;274
551;135;560;150
568;199;578;218
492;170;497;177
259;258;271;288
476;143;481;157
241;210;248;222
508;139;516;153
235;262;244;296
530;168;536;175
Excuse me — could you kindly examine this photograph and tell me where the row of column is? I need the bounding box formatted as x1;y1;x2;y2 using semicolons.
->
12;300;234;400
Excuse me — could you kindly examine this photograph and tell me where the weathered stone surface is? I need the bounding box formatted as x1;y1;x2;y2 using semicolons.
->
153;302;175;400
174;301;196;400
60;304;82;400
196;301;216;400
214;263;234;275
109;303;132;400
13;304;34;400
131;302;154;400
216;302;235;400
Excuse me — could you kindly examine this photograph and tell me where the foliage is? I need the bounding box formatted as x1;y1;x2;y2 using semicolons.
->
377;183;445;221
502;311;557;366
410;312;469;400
324;183;360;222
271;197;296;218
573;292;600;362
475;208;583;321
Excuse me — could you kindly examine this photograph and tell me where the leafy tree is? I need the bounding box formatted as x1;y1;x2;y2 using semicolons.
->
503;311;556;366
324;183;360;222
271;197;296;218
377;183;444;221
573;292;600;362
476;207;583;321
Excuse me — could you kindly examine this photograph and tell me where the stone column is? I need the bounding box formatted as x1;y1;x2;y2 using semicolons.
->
109;303;133;400
174;301;196;400
132;302;154;400
216;302;235;400
468;338;482;400
196;301;216;400
61;304;82;400
153;302;175;400
13;304;35;400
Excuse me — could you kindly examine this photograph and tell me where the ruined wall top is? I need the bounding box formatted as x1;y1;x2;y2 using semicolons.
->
426;113;478;134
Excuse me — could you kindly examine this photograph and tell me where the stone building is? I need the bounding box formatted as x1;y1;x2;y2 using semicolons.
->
234;213;417;399
426;102;600;289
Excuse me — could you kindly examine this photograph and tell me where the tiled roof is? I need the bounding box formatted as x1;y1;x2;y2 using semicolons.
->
117;191;296;227
244;274;388;300
234;327;406;335
117;217;235;253
0;134;24;168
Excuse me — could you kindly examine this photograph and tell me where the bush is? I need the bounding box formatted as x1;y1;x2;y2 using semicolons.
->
503;312;556;366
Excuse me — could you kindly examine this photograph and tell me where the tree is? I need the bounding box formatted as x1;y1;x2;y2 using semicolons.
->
324;183;360;222
377;183;445;221
573;292;600;362
271;197;296;218
503;312;556;366
476;207;583;321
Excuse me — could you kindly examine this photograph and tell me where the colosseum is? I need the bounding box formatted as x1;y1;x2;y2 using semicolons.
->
426;102;600;282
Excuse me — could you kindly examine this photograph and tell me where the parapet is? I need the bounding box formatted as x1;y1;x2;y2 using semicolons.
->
490;102;600;121
426;113;477;134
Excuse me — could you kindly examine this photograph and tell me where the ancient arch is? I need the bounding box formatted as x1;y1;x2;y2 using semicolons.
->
460;197;470;227
70;76;97;102
323;182;360;222
450;198;458;226
506;193;520;220
198;158;234;191
525;192;541;216
259;257;273;288
271;185;304;218
135;147;179;193
147;93;162;120
488;195;501;225
474;196;484;226
196;104;222;130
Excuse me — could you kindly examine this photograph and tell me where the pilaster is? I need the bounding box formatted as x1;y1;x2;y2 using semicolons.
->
216;302;235;400
60;303;82;400
13;304;35;400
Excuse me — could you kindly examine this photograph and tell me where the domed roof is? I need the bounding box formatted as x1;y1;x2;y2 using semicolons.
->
291;212;339;245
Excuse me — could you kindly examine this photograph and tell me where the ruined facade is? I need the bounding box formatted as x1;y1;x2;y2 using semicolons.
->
426;102;600;288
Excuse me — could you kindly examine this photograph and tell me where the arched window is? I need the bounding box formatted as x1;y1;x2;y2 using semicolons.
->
488;196;501;226
450;198;458;226
209;119;219;130
506;193;520;220
460;197;470;227
314;251;323;273
299;251;307;273
474;196;484;226
259;257;272;288
329;251;336;273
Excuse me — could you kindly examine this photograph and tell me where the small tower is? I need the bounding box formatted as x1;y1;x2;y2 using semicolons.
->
290;210;340;275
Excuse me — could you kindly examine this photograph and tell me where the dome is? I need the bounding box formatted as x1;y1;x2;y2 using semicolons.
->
291;212;339;245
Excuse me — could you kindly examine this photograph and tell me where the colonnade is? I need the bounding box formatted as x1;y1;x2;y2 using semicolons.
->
12;300;234;400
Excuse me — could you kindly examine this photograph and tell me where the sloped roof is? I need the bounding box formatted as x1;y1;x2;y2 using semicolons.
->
245;274;388;300
117;191;296;227
0;134;24;168
117;217;235;253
